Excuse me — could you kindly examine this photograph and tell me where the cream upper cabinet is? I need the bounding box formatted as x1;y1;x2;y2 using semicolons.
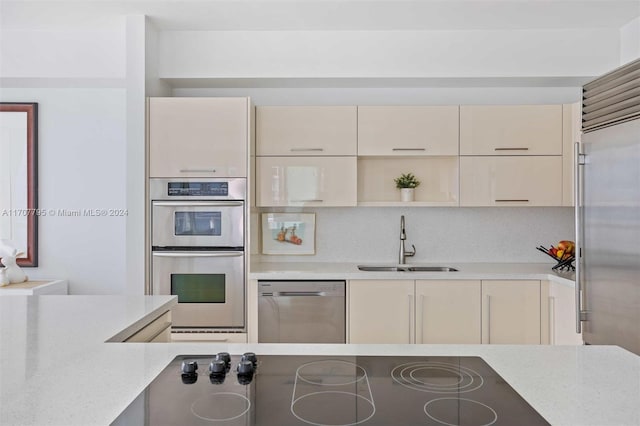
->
148;97;248;177
256;106;357;156
541;280;583;345
349;280;414;344
460;105;563;155
415;280;481;344
256;156;357;207
481;280;541;344
460;156;562;206
357;106;459;156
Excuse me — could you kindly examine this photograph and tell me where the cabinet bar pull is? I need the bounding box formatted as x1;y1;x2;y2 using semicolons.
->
549;296;556;345
575;141;585;333
290;148;324;152
494;147;529;151
289;199;324;202
180;168;217;173
392;148;426;151
408;294;413;343
486;295;491;344
495;199;529;203
419;294;425;344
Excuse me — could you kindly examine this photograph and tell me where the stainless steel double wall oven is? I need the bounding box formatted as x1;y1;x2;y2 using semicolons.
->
150;178;246;331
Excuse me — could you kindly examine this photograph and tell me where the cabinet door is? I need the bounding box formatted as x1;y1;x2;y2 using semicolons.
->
349;280;414;344
460;105;562;155
460;156;562;206
256;106;357;156
541;281;583;345
481;280;541;344
358;106;459;156
149;97;248;177
256;156;357;207
415;280;481;344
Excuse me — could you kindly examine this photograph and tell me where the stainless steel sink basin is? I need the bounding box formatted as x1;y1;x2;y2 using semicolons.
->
357;265;458;272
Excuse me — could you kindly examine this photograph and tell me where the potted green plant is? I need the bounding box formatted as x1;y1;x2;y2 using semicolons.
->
394;173;421;202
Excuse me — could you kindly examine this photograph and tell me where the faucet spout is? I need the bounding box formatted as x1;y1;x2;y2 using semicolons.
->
399;215;416;264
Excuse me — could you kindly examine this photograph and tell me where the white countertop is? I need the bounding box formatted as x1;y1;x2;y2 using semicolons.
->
2;295;640;426
250;261;576;287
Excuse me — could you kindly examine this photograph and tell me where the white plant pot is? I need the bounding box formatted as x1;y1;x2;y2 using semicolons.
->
400;188;415;202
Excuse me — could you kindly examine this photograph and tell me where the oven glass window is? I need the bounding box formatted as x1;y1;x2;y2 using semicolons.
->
174;212;221;236
171;274;226;303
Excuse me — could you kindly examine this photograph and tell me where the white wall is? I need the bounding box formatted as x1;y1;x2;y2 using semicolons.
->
160;29;620;79
0;21;147;295
620;16;640;64
0;88;128;294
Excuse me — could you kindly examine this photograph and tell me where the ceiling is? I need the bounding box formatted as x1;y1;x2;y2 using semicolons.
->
1;0;639;31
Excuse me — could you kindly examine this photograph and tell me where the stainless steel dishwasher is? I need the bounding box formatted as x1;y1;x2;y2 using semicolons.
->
258;280;346;343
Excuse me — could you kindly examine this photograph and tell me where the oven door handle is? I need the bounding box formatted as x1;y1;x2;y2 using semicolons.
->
152;201;244;207
152;251;243;258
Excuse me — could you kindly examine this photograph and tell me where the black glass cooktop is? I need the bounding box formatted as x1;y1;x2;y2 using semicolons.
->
112;355;549;426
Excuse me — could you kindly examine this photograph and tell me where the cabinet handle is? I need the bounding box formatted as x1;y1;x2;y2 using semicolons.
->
419;294;425;344
495;199;529;203
179;168;217;173
494;147;529;151
392;148;426;151
408;294;413;344
575;141;585;333
289;199;324;203
549;296;556;345
290;148;324;152
486;295;491;344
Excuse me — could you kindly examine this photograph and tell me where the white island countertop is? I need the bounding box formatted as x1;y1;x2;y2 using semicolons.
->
250;262;576;286
2;295;640;426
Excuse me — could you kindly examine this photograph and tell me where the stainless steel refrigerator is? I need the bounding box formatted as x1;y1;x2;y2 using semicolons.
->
576;58;640;355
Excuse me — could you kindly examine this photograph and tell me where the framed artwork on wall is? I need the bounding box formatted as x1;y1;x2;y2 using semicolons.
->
261;213;316;255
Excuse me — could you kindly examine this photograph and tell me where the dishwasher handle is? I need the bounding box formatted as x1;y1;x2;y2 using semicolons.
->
270;291;326;297
258;281;345;298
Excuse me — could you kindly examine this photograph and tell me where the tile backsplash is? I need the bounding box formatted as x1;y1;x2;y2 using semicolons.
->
254;207;574;264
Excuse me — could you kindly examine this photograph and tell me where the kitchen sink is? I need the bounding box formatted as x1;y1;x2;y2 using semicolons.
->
357;265;458;272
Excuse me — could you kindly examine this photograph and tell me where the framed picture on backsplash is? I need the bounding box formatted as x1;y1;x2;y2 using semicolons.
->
261;213;316;255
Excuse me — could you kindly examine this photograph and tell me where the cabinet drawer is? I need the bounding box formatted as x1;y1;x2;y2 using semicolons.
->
460;105;562;155
256;106;357;156
256;156;357;207
460;156;562;206
125;311;172;343
358;106;459;156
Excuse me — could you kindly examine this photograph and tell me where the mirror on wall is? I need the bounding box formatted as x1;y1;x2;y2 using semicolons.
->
0;103;38;266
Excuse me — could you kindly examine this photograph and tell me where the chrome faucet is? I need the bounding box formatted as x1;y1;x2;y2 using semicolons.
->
399;215;416;264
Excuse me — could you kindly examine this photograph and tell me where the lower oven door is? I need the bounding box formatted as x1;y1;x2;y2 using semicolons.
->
151;251;244;329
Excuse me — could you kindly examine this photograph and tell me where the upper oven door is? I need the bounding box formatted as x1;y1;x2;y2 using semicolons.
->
152;201;244;248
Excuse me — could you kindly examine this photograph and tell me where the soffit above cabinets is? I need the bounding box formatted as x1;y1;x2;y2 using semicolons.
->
2;1;639;31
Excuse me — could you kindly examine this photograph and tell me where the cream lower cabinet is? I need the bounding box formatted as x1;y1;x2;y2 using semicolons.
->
481;280;541;344
541;280;583;345
349;280;481;344
349;280;414;344
416;280;481;344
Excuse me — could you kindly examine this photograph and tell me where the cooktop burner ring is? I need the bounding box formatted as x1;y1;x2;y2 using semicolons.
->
295;359;367;386
423;397;498;426
190;392;251;422
291;391;376;426
391;361;484;394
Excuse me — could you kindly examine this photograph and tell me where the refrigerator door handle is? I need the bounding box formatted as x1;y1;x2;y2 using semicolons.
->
574;141;586;333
